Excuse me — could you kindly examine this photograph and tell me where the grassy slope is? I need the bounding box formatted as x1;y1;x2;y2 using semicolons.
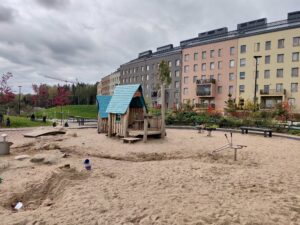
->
1;116;52;128
35;105;97;119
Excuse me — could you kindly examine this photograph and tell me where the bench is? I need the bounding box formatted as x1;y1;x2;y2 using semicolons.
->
240;126;272;137
121;137;141;144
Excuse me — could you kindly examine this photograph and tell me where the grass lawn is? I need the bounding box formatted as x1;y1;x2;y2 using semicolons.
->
35;105;97;119
1;116;52;128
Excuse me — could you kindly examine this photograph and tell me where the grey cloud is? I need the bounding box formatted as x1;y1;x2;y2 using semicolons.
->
35;0;70;9
0;5;16;23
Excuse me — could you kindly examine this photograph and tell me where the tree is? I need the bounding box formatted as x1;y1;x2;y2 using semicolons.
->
53;86;71;125
32;84;49;107
224;94;236;115
158;60;171;138
0;72;15;105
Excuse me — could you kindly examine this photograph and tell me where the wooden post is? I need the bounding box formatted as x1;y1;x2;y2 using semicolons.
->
108;113;112;137
161;83;166;139
143;115;148;143
97;114;102;133
234;148;237;161
123;109;129;137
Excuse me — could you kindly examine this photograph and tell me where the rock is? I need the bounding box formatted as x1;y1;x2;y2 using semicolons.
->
43;155;59;165
30;154;47;163
15;155;30;161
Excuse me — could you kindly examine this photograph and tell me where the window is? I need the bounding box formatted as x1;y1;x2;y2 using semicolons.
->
288;98;295;106
240;45;246;53
229;73;234;81
293;37;300;46
210;50;215;58
201;75;206;80
210;75;214;80
202;51;206;59
175;70;180;77
254;42;260;52
184;76;189;84
239;85;245;93
217;74;221;81
218;61;222;69
278;39;285;48
175;81;179;88
265;55;271;64
210;62;215;70
168;61;172;67
129;77;132;83
276;83;283;92
141;66;144;72
240;58;246;67
169;72;172;77
116;114;121;122
292;52;299;62
229;86;234;95
217;86;222;94
184;65;189;73
201;63;206;71
277;54;284;63
193;64;198;72
265;41;271;50
218;49;222;57
194;53;198;60
264;70;270;79
183;88;188;95
229;60;235;68
184;54;189;61
174;92;179;98
146;74;149;80
291;83;298;92
141;76;144;81
264;85;270;93
240;72;245;80
292;68;299;77
176;59;180;66
277;69;283;78
193;76;197;83
230;47;235;55
146;65;150;71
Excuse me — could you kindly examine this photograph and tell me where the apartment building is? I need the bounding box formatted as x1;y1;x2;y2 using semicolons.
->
98;69;120;95
180;29;238;111
237;13;300;112
120;45;182;109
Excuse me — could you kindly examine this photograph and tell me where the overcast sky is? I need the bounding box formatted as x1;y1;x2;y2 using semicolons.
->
0;0;298;93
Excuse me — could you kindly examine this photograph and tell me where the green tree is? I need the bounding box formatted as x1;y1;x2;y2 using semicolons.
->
158;60;171;138
224;94;236;115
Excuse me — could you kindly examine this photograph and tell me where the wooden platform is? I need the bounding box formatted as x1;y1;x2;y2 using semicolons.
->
23;129;66;138
128;130;161;137
121;137;141;144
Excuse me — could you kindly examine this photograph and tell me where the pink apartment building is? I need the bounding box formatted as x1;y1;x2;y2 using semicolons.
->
181;35;238;112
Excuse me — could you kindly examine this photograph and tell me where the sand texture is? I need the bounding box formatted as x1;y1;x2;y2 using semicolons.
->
0;128;300;225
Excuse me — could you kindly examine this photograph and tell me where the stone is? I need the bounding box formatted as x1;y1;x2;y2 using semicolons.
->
43;155;59;165
15;155;30;161
30;154;47;163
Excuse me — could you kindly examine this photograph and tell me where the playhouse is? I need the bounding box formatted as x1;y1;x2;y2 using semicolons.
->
105;84;162;139
96;95;112;133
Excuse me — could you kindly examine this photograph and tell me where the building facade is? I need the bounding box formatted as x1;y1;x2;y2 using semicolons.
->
99;69;120;96
120;45;182;109
237;19;300;112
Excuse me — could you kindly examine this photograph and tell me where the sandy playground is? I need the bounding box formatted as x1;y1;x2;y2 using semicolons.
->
0;128;300;225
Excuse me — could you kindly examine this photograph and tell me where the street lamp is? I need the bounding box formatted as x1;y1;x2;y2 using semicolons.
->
253;56;262;111
18;86;22;115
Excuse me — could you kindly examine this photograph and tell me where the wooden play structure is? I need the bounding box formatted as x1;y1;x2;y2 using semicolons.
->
96;95;112;133
105;84;162;142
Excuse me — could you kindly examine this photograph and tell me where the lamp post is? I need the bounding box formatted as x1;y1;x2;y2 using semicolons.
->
253;56;262;111
18;86;22;115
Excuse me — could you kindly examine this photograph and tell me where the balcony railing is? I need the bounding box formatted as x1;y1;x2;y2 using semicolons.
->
260;89;286;96
195;103;216;109
196;78;216;85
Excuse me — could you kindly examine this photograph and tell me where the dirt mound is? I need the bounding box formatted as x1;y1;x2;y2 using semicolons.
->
1;167;89;211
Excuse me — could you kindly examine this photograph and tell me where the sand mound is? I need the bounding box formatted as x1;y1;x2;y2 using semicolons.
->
1;167;89;212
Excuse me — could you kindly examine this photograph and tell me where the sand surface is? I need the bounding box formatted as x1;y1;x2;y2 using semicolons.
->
0;128;300;225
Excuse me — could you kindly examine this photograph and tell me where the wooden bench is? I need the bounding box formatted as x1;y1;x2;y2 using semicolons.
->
240;126;272;137
121;137;141;144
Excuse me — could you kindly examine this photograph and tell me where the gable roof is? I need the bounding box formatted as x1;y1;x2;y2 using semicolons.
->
106;84;147;114
96;95;112;119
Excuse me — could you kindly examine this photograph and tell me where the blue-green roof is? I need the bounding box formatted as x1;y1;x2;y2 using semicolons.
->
106;84;147;114
96;95;112;119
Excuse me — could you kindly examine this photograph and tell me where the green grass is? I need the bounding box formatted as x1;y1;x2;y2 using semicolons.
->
35;105;97;119
1;116;52;128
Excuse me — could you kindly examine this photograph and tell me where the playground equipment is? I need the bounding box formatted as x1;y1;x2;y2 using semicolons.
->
211;132;247;161
0;134;13;155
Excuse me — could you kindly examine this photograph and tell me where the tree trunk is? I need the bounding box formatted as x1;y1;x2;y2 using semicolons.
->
161;83;166;138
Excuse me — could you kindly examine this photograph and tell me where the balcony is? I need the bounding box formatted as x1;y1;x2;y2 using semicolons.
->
260;89;286;96
196;79;216;98
195;103;216;109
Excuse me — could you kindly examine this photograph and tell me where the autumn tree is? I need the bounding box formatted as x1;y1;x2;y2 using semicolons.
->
0;72;15;104
32;84;49;107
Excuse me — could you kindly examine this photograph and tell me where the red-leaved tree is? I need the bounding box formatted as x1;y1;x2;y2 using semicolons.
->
0;72;15;104
32;84;49;107
53;86;70;106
